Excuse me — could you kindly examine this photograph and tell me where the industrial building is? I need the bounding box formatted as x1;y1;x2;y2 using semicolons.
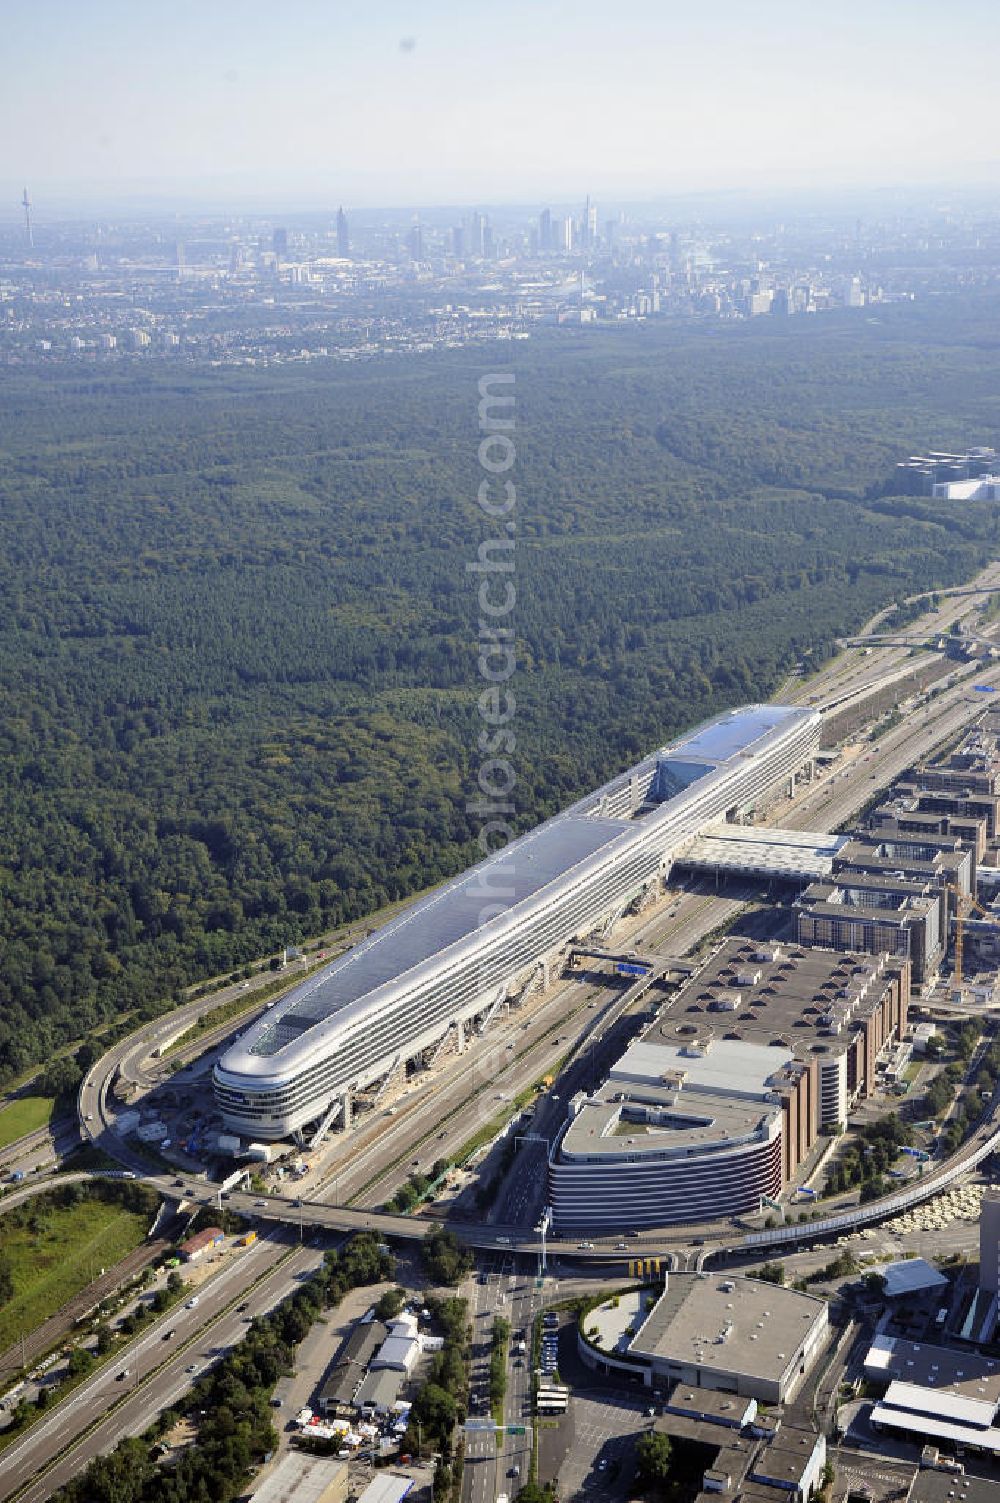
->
873;1260;949;1300
320;1320;387;1417
179;1226;224;1263
248;1456;348;1503
864;1334;1000;1403
578;1272;829;1406
548;939;908;1229
909;1478;998;1503
356;1478;413;1503
354;1367;405;1416
933;474;1000;501
649;1395;827;1503
871;1381;1000;1459
214;704;820;1140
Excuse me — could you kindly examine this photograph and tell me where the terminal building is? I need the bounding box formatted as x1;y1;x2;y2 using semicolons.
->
214;704;820;1140
547;938;908;1229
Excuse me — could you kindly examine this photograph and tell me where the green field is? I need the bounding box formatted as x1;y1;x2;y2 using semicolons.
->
0;1194;150;1355
0;1095;57;1149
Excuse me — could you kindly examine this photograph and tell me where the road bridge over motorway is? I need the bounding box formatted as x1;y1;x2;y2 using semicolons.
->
568;946;695;976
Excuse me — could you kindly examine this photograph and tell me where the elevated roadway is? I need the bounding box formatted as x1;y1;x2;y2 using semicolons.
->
779;558;1000;720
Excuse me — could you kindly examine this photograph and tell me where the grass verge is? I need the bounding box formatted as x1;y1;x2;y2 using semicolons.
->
0;1096;57;1150
0;1193;150;1355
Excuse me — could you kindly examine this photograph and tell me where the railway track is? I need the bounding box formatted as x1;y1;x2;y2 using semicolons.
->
0;1235;175;1383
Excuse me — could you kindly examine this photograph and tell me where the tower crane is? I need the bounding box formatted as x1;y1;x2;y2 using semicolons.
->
948;883;1000;986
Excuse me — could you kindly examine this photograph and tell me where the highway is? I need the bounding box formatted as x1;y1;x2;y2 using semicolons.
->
0;1230;321;1503
784;559;1000;714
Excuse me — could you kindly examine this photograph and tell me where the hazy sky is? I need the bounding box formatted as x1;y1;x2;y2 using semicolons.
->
4;0;1000;209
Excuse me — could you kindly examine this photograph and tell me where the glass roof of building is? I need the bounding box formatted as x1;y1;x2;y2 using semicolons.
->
249;812;631;1054
226;702;815;1068
670;705;793;765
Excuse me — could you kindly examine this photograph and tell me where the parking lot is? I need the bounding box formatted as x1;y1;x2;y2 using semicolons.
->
550;1391;650;1499
534;1317;651;1498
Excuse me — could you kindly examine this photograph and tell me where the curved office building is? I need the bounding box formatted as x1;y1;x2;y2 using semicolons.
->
547;1037;789;1230
213;704;820;1139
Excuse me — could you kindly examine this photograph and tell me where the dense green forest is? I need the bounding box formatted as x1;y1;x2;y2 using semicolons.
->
2;291;1000;1080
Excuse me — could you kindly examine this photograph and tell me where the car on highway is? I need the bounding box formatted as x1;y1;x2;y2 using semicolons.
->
255;1199;267;1207
162;1329;175;1341
115;1369;129;1381
186;1296;199;1308
186;1364;198;1374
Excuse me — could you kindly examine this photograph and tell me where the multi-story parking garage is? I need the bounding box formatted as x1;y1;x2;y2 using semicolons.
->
213;704;820;1140
547;938;909;1230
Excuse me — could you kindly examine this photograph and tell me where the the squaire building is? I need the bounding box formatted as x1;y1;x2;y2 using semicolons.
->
213;704;820;1140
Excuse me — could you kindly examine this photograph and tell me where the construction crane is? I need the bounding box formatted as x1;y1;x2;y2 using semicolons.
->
947;883;1000;986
